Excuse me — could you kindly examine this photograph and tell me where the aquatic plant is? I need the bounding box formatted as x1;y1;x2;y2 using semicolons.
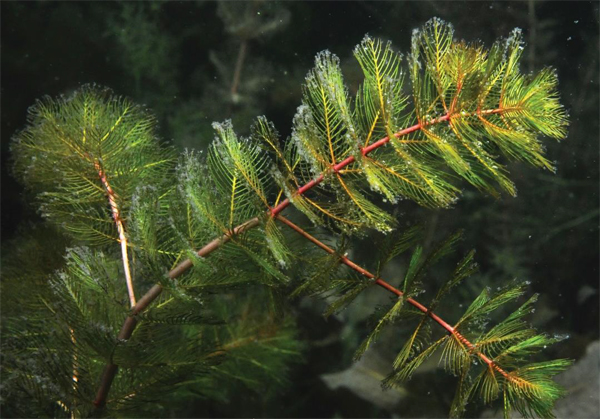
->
6;18;571;418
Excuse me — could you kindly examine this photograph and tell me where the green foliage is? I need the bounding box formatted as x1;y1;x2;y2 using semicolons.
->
284;18;567;236
5;86;302;417
107;2;178;103
4;17;572;418
11;86;174;246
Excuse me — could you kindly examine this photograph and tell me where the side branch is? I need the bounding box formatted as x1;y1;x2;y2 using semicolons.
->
94;107;508;407
274;214;511;381
270;113;453;217
95;161;136;308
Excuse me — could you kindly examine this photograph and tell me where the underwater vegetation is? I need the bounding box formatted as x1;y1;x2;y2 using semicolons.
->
2;2;598;418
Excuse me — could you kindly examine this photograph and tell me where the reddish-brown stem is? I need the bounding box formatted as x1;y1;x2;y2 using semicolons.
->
94;107;510;407
230;40;248;104
95;161;136;308
274;214;510;380
270;116;448;217
93;218;260;408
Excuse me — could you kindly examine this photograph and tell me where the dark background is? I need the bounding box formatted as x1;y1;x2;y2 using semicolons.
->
2;1;598;417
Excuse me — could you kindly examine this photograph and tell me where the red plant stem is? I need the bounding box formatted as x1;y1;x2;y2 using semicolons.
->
95;161;136;308
94;108;509;407
274;214;510;380
93;218;260;408
270;116;448;217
